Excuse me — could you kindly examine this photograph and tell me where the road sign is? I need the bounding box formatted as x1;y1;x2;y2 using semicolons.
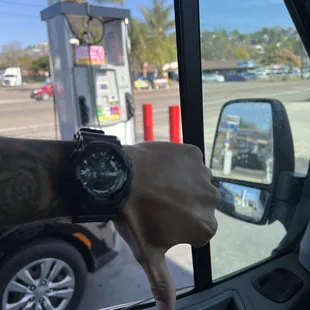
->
220;121;239;132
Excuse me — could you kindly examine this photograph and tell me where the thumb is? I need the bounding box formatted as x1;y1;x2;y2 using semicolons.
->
140;250;176;310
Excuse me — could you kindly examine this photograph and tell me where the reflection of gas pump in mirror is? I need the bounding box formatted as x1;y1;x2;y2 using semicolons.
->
210;99;303;229
40;2;135;144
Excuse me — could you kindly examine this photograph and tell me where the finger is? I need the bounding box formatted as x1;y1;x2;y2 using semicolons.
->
114;218;176;310
141;251;176;310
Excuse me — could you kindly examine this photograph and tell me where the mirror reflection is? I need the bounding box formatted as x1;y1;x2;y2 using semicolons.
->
211;101;274;184
217;181;269;223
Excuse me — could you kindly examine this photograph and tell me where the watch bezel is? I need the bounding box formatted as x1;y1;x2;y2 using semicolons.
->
69;141;133;207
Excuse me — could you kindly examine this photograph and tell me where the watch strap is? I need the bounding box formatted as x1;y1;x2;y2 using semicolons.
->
76;127;121;147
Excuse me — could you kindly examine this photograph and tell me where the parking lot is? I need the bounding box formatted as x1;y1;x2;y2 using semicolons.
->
0;79;310;309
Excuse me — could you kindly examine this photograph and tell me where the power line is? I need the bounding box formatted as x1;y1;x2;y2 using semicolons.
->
0;0;42;8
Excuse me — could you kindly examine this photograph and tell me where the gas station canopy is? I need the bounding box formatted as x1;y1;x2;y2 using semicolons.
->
40;1;130;22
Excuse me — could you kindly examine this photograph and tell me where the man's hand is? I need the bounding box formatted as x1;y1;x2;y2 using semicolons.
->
0;138;220;310
114;142;220;310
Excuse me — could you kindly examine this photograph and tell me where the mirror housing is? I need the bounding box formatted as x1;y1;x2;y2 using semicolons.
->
211;99;295;225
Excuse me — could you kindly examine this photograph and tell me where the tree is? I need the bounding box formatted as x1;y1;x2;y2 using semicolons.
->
32;56;50;74
0;40;23;67
140;0;175;73
277;48;301;67
141;0;174;34
1;40;22;53
201;31;233;60
19;55;34;70
261;45;300;67
165;32;177;63
231;47;251;61
240;119;257;130
128;18;149;70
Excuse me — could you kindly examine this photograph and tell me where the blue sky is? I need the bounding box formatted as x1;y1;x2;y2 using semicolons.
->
199;0;294;32
223;102;272;130
0;0;296;48
222;182;261;201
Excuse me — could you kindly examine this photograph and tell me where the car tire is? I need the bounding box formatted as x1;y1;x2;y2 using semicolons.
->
42;93;50;101
0;238;88;310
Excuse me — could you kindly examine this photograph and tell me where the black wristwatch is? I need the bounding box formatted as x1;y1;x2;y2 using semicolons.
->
67;127;133;223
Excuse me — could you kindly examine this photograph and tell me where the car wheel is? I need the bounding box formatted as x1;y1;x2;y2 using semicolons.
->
0;238;88;310
42;93;50;101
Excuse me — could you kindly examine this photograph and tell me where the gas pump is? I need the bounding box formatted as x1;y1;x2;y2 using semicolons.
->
40;2;136;144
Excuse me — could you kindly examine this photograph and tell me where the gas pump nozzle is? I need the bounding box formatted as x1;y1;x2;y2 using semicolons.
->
78;96;90;126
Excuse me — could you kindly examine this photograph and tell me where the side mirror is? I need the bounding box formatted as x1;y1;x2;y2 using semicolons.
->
210;99;295;225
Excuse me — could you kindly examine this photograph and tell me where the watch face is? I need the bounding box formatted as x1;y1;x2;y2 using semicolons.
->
77;150;128;198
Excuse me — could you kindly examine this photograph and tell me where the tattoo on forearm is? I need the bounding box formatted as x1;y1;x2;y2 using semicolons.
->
0;137;75;229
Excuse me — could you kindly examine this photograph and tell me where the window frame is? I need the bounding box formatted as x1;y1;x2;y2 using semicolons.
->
174;0;213;291
112;0;310;308
174;0;310;293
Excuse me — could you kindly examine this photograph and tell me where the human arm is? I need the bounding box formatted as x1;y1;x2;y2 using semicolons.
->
0;137;75;229
0;137;220;310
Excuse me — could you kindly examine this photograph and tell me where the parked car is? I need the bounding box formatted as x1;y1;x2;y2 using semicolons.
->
147;75;169;89
224;72;250;82
134;77;152;90
0;221;117;310
303;68;310;78
255;72;270;80
168;71;179;82
30;82;54;101
231;151;266;170
251;68;270;80
243;72;256;80
202;72;225;83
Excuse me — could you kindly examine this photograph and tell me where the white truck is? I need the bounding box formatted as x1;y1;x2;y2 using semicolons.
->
1;67;25;87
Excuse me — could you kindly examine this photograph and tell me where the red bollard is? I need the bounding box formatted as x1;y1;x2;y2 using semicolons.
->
169;105;181;143
143;103;154;141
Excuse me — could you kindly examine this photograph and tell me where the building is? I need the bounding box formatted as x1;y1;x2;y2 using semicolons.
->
201;60;257;74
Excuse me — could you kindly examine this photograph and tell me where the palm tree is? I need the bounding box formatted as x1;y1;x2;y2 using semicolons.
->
140;0;175;73
128;18;149;71
141;0;174;35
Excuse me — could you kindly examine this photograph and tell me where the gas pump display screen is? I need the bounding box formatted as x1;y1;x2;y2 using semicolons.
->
95;70;121;123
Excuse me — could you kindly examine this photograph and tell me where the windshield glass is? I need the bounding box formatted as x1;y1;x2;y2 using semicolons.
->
0;1;191;310
199;0;309;280
0;0;308;309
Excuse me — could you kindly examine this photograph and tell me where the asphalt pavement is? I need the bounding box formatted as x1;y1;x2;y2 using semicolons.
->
0;80;309;310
